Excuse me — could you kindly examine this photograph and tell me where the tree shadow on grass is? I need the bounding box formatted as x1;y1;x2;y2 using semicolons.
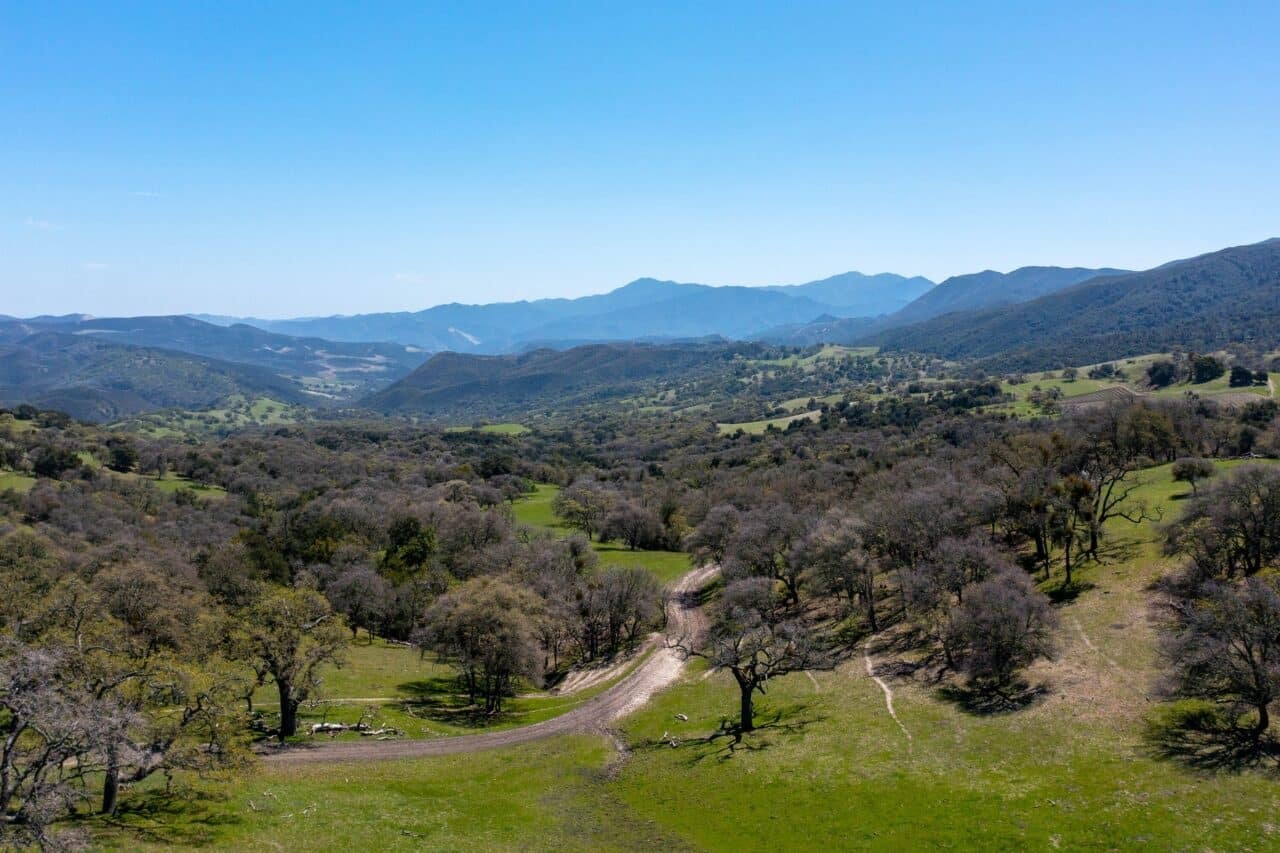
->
85;787;245;847
936;679;1049;715
1043;578;1097;604
395;676;520;728
1144;703;1280;773
636;701;824;766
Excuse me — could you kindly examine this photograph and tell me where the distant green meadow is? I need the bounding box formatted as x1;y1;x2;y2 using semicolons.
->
512;483;691;584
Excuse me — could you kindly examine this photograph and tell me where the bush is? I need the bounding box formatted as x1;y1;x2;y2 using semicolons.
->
1191;355;1225;384
1229;365;1255;387
1147;360;1178;388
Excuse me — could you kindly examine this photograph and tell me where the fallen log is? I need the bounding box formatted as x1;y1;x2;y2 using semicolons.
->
309;722;403;737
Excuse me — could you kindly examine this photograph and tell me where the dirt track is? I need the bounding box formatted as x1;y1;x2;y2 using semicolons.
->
262;564;718;766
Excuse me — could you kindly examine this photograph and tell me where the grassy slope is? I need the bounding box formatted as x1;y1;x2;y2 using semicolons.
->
107;460;1280;850
512;484;691;584
116;395;306;438
1000;354;1276;417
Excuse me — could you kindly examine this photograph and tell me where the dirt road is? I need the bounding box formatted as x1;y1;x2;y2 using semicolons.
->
263;564;718;766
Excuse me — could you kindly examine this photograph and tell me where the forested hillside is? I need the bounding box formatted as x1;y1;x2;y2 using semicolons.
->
761;265;1124;346
0;315;425;399
0;332;310;421
875;239;1280;369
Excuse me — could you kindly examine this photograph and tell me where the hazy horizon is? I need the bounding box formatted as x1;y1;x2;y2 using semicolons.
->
4;3;1278;317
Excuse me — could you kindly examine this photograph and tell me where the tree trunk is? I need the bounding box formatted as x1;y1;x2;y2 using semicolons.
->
278;680;298;741
101;748;120;815
1254;701;1270;736
739;684;755;733
783;576;800;606
1088;525;1100;559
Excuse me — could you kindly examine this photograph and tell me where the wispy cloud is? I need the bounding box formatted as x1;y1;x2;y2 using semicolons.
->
24;216;59;231
81;262;109;271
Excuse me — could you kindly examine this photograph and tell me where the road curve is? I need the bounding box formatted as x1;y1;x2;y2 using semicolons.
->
262;564;719;766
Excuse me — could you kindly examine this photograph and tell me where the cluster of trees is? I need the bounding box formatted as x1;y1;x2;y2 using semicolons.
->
551;480;684;551
1157;466;1280;736
0;529;353;846
684;456;1063;726
1146;351;1270;390
676;395;1277;728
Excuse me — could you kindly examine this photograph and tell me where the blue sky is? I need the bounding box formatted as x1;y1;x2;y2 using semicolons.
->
3;1;1278;317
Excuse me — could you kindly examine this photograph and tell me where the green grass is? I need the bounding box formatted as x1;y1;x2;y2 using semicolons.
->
446;422;531;435
133;472;228;499
0;471;37;493
1001;354;1277;413
100;736;617;851
511;483;566;530
0;415;38;434
586;544;691;585
777;392;843;413
116;396;306;438
746;344;878;370
716;410;820;435
1001;375;1115;399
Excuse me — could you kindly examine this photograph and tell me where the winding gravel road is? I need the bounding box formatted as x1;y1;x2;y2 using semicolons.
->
263;564;718;766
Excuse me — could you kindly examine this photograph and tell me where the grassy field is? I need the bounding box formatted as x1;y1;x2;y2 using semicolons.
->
140;471;228;499
1001;354;1276;416
245;638;637;743
748;344;878;369
716;409;821;436
117;396;307;438
0;471;37;493
99;459;1280;850
777;392;843;413
446;422;530;435
512;484;691;583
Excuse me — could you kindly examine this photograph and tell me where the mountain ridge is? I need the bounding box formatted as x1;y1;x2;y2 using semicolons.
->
874;238;1280;369
199;272;934;353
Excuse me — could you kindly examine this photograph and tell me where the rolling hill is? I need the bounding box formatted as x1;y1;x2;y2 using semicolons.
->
875;238;1280;369
364;341;764;419
0;332;311;421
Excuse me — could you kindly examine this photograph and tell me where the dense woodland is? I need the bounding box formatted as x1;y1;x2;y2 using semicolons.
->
3;360;1280;846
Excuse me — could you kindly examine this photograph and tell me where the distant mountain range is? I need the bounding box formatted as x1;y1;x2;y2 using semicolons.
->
196;272;934;353
6;237;1278;421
